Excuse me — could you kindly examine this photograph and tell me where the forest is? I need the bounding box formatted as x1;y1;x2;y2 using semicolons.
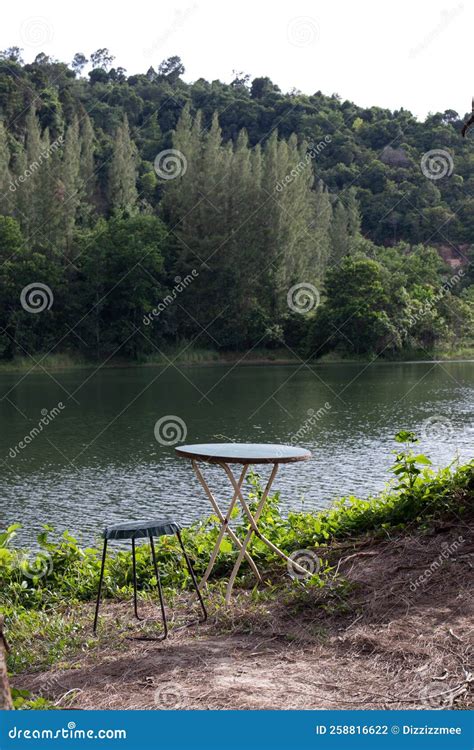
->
0;48;473;362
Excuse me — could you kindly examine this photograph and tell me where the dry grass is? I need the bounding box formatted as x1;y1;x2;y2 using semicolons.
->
12;520;474;710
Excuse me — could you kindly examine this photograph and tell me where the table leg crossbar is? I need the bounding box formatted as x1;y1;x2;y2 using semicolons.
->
193;460;310;604
192;461;262;589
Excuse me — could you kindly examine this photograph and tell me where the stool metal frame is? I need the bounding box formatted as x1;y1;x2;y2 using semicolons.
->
93;524;207;639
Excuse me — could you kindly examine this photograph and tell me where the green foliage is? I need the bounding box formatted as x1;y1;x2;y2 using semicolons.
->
1;436;471;621
307;249;473;358
0;56;472;360
0;436;471;687
307;256;395;356
289;434;472;547
12;688;57;710
0;523;20;548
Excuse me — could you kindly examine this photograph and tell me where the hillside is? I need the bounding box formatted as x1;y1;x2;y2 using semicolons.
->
0;50;473;361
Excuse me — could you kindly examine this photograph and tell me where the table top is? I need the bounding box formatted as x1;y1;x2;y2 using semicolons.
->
175;443;311;465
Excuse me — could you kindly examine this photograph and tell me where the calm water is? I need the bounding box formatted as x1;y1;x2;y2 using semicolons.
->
0;361;472;547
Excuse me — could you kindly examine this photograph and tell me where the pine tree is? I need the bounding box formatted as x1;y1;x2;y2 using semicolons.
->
345;186;362;238
61;116;81;248
309;181;333;279
10;138;28;230
329;200;351;265
108;115;138;213
22;106;42;240
161;110;336;346
0;120;12;213
36;127;64;252
260;130;283;316
329;189;361;267
138;111;162;161
79;111;96;208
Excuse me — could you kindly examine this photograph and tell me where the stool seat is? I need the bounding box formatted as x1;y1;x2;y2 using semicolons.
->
103;519;182;541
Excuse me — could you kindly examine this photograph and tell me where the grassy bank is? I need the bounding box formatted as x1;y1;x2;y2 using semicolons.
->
1;434;473;708
0;344;473;373
0;348;296;373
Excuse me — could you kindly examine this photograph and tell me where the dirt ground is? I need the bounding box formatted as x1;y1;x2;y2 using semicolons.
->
14;521;474;710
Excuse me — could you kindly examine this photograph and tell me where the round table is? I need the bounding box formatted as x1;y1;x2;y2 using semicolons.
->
175;443;311;604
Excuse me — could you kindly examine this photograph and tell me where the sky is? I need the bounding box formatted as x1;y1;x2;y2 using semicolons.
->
1;0;472;120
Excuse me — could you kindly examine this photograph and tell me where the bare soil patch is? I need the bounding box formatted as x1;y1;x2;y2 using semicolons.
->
13;521;474;710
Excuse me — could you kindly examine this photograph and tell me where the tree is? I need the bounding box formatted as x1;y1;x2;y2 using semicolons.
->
18;106;42;240
250;77;280;100
0;119;12;211
73;215;168;358
0;47;23;63
230;71;250;90
89;68;109;84
161;108;331;348
0;51;472;362
0;216;61;358
33;53;52;66
157;56;184;84
71;53;88;75
78;111;96;207
308;257;395;356
61;116;81;248
90;48;115;71
108;115;138;213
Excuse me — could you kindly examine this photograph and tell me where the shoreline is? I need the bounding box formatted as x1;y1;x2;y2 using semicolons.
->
0;349;473;374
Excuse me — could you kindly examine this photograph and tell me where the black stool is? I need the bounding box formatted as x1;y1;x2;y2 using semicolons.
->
93;519;207;639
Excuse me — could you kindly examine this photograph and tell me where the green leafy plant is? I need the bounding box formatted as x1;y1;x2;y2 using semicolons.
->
391;430;432;490
0;523;20;548
0;436;472;685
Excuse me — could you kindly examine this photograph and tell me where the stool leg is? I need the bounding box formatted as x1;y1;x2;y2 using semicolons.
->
93;539;108;633
149;536;168;639
132;538;142;621
176;531;207;623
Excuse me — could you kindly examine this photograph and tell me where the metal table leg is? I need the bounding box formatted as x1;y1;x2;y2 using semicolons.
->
224;463;279;605
192;460;262;588
223;462;310;604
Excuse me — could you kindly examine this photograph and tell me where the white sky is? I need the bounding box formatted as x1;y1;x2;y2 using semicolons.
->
2;0;472;120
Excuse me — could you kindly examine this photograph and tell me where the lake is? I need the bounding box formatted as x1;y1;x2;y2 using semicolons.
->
0;361;472;547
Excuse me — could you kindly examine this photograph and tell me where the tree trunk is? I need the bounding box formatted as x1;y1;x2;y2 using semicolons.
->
0;618;13;710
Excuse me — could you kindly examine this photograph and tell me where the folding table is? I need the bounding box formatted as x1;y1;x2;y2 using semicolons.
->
175;443;312;604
